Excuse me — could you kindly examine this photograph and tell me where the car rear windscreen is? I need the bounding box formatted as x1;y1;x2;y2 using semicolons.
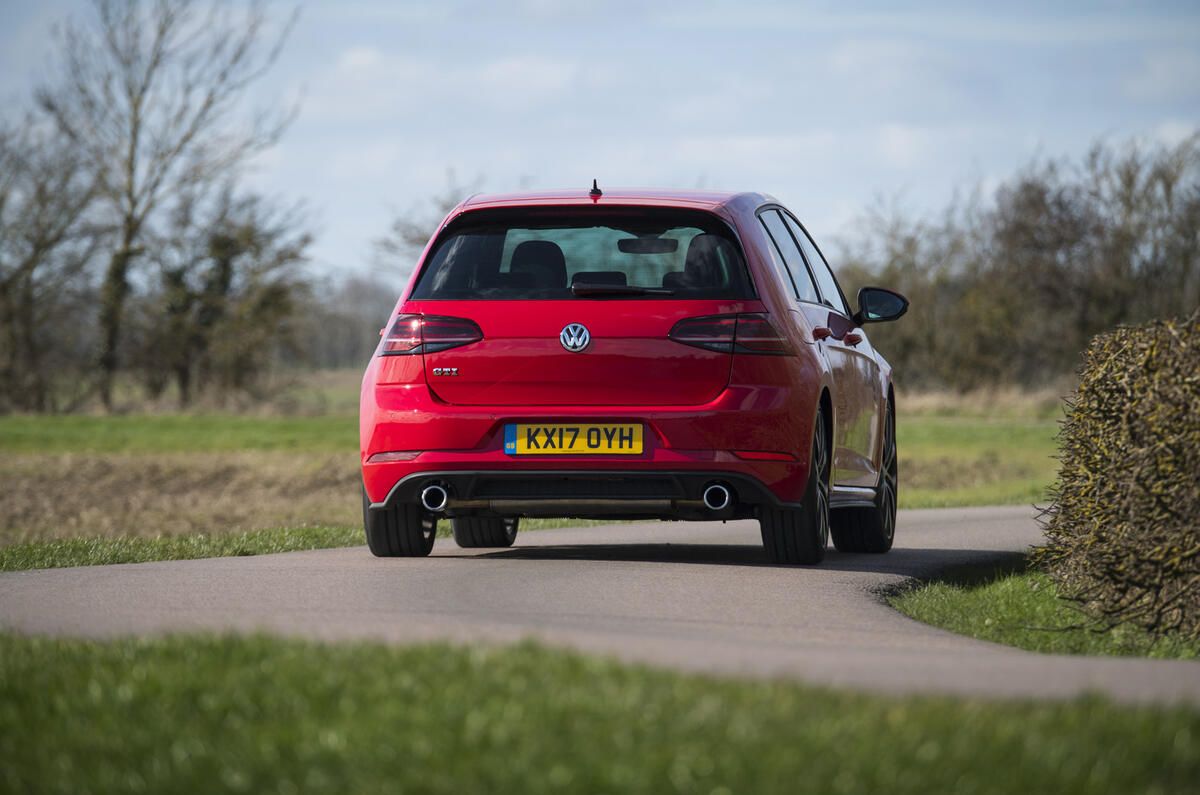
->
410;207;755;300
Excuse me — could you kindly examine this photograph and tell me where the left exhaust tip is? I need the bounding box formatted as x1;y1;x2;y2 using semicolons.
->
702;483;732;512
421;484;449;512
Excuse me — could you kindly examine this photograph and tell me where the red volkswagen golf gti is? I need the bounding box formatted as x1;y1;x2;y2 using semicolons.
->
360;187;907;564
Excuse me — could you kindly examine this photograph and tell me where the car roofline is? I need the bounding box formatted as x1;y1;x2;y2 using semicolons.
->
455;188;776;214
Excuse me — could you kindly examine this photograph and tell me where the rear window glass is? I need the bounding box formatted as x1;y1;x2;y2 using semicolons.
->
410;207;755;300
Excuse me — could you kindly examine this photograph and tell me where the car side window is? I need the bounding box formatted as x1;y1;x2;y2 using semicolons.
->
758;210;821;304
784;213;850;316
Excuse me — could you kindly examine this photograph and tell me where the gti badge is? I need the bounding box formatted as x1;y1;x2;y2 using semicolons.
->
560;323;590;352
432;367;458;376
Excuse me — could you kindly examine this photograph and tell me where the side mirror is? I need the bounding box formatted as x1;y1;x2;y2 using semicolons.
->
852;287;909;326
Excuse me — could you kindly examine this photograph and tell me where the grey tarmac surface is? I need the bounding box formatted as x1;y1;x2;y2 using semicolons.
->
2;505;1199;706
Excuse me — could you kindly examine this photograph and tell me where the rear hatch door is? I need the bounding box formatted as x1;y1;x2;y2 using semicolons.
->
402;203;760;407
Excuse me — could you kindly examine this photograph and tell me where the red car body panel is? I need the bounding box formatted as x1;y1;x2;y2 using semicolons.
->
408;299;754;406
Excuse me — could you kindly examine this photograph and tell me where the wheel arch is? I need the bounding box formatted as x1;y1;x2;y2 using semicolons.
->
818;386;834;469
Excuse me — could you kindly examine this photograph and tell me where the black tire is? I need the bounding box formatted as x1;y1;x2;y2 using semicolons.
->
831;401;897;553
451;516;519;548
363;488;437;557
760;408;830;565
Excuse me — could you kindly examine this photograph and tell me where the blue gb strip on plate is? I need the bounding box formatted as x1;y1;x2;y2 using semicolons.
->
504;424;516;454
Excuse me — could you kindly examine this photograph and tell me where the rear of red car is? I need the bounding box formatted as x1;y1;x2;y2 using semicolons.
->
360;190;826;556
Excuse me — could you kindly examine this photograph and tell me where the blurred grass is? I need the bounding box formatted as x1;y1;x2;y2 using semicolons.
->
101;368;366;417
895;385;1069;421
0;413;357;453
2;633;1197;795
891;569;1200;660
897;417;1059;508
0;451;360;545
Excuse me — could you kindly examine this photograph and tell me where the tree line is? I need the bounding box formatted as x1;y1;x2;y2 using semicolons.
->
0;0;318;412
836;135;1200;391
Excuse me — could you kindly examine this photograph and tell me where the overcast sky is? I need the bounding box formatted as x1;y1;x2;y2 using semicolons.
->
2;0;1198;280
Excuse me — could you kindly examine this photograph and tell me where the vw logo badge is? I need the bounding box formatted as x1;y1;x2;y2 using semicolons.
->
560;323;590;352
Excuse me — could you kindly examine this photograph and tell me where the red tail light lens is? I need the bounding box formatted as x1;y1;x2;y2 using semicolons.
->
667;315;737;353
381;315;423;354
420;316;484;352
381;314;483;356
669;313;793;355
733;314;794;355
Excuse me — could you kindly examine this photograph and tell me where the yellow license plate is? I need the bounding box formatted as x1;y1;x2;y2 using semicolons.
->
504;424;643;455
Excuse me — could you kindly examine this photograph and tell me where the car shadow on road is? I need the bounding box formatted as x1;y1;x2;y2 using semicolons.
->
470;542;1028;581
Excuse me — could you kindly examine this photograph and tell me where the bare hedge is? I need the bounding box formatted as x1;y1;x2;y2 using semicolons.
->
1038;309;1200;640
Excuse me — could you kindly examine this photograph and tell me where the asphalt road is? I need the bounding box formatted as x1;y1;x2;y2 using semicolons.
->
3;505;1199;706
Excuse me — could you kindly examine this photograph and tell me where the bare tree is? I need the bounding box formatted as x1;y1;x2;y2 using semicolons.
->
35;0;297;409
129;186;312;406
0;120;100;412
836;133;1200;391
374;170;484;278
294;272;404;370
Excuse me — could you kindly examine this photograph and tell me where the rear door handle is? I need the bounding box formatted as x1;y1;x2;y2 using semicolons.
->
813;327;832;341
845;333;863;347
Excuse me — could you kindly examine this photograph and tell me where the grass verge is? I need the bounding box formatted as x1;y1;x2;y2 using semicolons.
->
896;416;1059;508
2;634;1197;794
0;452;361;544
890;567;1200;660
0;413;358;453
0;518;631;571
0;526;362;572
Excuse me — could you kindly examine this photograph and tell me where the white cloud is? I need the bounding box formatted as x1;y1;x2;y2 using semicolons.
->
664;78;772;127
337;46;386;72
516;0;593;15
673;133;841;166
1155;120;1198;146
1123;49;1200;102
654;6;1195;47
873;123;932;169
296;48;433;123
326;140;408;180
825;38;966;112
477;56;579;108
299;47;581;123
305;2;454;26
829;38;935;81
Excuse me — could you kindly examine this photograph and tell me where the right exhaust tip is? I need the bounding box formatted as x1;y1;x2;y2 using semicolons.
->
421;484;449;512
702;483;732;512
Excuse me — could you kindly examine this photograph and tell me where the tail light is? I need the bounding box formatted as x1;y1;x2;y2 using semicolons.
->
381;314;483;355
666;315;737;353
669;313;793;355
732;314;794;355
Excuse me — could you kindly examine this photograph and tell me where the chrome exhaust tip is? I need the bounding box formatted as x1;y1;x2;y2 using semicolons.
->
421;484;449;512
702;483;732;512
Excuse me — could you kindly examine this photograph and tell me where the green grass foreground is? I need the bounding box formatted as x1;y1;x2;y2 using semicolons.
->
891;569;1200;660
1;634;1197;795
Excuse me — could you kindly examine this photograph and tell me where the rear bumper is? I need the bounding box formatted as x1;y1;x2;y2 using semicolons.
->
367;468;802;521
361;409;811;513
360;353;823;512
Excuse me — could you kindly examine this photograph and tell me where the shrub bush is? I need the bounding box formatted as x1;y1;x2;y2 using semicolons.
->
1037;309;1200;640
